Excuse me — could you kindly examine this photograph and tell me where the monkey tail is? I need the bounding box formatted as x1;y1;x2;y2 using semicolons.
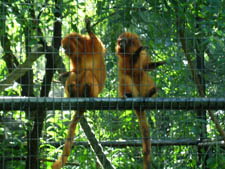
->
135;110;151;169
52;111;84;169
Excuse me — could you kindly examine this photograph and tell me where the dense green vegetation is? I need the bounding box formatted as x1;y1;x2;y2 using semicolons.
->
0;0;225;168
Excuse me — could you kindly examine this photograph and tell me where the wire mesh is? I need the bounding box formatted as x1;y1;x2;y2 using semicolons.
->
0;1;225;169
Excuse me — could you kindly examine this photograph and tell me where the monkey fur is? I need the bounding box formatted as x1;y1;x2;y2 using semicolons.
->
52;19;106;169
116;32;165;169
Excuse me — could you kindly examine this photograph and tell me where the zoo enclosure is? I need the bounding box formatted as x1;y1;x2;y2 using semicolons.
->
1;1;225;169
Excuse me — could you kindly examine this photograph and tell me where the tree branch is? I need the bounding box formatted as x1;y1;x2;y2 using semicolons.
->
0;47;44;92
175;5;225;142
80;117;115;169
26;1;62;168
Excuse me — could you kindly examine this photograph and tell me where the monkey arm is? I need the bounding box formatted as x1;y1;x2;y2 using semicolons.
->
143;61;166;71
132;46;149;65
132;46;166;71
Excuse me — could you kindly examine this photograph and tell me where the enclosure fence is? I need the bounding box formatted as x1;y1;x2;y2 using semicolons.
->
1;0;225;169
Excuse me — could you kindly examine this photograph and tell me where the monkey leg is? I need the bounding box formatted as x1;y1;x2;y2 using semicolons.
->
65;72;79;97
136;110;151;169
119;75;139;98
79;70;100;97
52;111;84;169
139;72;157;98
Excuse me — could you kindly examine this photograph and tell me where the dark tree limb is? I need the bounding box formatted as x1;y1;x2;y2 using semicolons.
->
194;5;208;167
0;7;19;71
174;3;225;142
26;1;62;168
0;2;33;97
0;47;45;92
80;116;115;169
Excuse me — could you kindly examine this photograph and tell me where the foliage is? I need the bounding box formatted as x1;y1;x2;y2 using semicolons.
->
0;0;225;169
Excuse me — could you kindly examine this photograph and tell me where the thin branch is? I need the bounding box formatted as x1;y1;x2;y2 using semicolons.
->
92;12;118;28
2;157;79;166
40;159;79;166
0;47;44;92
80;117;115;169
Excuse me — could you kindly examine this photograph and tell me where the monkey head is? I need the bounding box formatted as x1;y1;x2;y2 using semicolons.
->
116;32;142;57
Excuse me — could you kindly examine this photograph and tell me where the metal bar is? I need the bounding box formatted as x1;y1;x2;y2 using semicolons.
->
0;97;224;111
3;139;224;149
72;139;199;147
51;139;225;148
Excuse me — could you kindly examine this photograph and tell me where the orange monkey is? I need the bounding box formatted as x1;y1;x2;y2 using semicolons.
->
115;32;165;169
52;19;106;169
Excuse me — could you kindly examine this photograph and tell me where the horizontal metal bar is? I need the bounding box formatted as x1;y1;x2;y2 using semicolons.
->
0;97;224;111
52;139;225;148
3;139;224;149
72;139;199;147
